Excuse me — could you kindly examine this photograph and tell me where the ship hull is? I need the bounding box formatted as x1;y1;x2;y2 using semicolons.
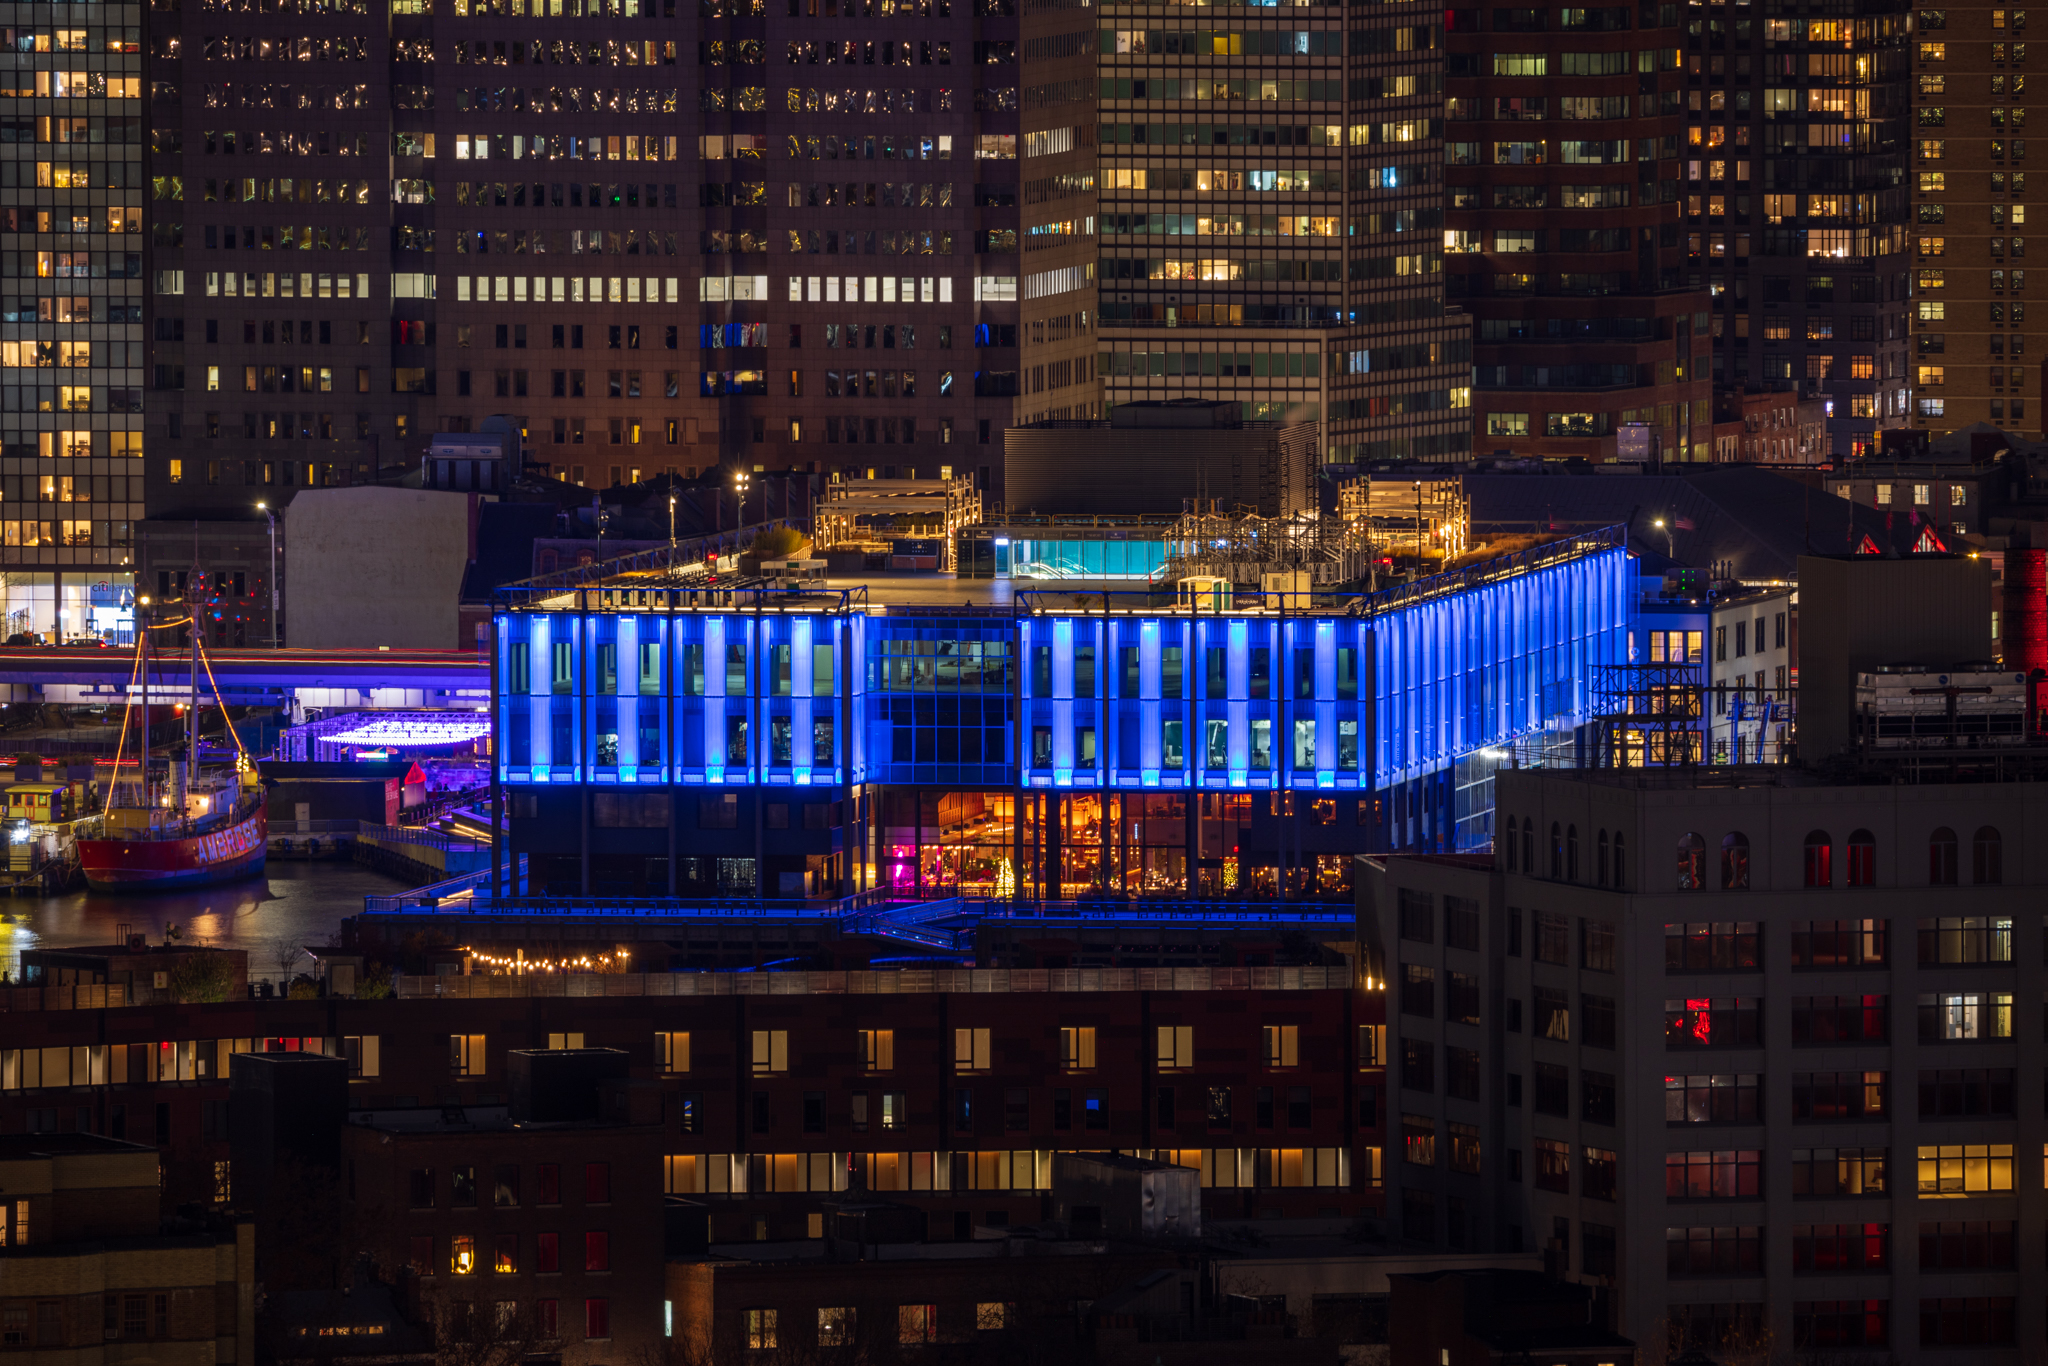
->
79;807;268;891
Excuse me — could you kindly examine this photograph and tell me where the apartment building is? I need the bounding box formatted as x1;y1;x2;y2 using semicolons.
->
0;8;147;643
0;973;1385;1232
1911;5;2035;433
1365;767;2048;1360
137;0;1087;522
1094;0;1474;467
1705;583;1794;763
0;1132;255;1366
1446;0;1712;463
1691;0;1914;459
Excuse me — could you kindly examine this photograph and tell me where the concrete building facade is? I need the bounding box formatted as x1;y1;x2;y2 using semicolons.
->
1365;767;2048;1361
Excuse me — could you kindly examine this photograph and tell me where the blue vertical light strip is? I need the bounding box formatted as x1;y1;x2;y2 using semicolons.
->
1314;620;1335;787
1139;617;1161;781
704;615;727;784
530;614;553;778
618;615;640;777
792;615;813;786
1226;618;1248;780
1051;616;1073;784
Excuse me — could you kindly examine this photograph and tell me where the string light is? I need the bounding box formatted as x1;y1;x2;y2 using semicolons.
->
459;945;630;975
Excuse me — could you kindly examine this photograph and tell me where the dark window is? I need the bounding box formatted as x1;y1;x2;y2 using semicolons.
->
1401;1041;1434;1094
1083;1089;1107;1130
1446;1047;1480;1101
1917;1068;2015;1117
408;1168;435;1209
1792;1223;1889;1273
1792;994;1888;1043
1533;1062;1569;1116
1006;1088;1029;1131
1790;1147;1888;1197
1928;826;1959;885
1397;888;1433;942
802;1092;825;1133
1664;921;1762;972
1446;972;1481;1025
1285;1085;1311;1128
1154;1086;1174;1129
1533;911;1569;964
1794;1299;1889;1350
1053;1088;1072;1130
1971;826;2002;885
1581;1070;1616;1125
1804;830;1834;887
1919;1220;2014;1269
1665;1073;1763;1124
1792;1071;1888;1121
1444;896;1480;950
1582;993;1616;1049
1664;1149;1761;1200
1792;919;1887;968
1256;1085;1276;1128
1666;1225;1761;1277
1580;919;1616;971
1400;964;1436;1017
1206;1086;1231;1129
1918;1298;2013;1348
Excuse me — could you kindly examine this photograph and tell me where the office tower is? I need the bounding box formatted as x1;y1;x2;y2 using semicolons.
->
1912;6;2032;432
1692;0;1912;458
1447;3;1715;463
138;0;1079;521
0;21;146;642
1094;3;1473;466
1369;768;2048;1356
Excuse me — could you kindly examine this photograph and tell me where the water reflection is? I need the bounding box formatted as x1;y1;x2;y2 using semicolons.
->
0;862;407;976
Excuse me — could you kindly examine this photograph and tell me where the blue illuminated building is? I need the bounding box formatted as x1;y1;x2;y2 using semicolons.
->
489;528;1630;900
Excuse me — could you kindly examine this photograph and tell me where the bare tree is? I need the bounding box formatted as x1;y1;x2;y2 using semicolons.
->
270;938;307;982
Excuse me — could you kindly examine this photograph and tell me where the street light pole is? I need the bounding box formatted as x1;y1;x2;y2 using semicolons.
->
256;502;277;648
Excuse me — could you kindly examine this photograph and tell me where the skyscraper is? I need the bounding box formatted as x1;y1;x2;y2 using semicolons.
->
1447;3;1714;464
1910;3;2032;433
1093;3;1472;466
0;18;146;642
1690;0;1913;457
139;0;1067;527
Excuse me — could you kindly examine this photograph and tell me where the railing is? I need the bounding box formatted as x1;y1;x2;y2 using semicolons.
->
496;581;871;615
268;819;361;837
392;962;1355;998
363;885;897;918
398;785;492;828
362;856;529;914
356;821;487;852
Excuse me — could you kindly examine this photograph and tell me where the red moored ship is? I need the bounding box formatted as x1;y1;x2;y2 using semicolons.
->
78;588;268;892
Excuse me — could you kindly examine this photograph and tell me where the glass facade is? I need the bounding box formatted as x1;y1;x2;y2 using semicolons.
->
0;7;144;641
492;533;1631;894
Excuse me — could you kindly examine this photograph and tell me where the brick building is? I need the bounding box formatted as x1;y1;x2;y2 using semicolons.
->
0;1132;255;1366
0;972;1385;1228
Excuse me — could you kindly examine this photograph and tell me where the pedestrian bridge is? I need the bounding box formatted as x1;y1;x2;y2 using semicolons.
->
0;644;490;707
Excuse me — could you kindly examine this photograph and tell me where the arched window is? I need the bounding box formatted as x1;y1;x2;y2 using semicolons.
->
1566;825;1579;882
1597;829;1611;887
1613;833;1627;890
1846;829;1876;888
1503;817;1517;872
1721;832;1750;890
1803;831;1833;888
1677;832;1705;890
1521;818;1534;875
1551;822;1564;879
1973;826;2002;886
1929;827;1959;886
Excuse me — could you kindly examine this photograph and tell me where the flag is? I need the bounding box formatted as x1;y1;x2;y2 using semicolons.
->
1673;515;1696;531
